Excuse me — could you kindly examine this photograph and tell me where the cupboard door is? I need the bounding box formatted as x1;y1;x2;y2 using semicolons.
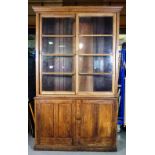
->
76;100;116;147
35;100;75;146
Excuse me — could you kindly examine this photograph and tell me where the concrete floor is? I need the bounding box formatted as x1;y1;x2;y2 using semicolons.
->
28;131;126;155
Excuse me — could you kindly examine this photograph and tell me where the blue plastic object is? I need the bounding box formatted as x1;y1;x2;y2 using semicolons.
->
118;43;126;125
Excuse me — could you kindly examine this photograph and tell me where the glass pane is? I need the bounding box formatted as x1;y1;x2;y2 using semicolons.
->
79;17;113;34
42;37;73;54
42;56;73;72
42;75;73;91
79;56;112;73
42;18;74;35
79;36;112;54
79;75;112;91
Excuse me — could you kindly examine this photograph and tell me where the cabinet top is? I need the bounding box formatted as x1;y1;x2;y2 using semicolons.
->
32;6;123;13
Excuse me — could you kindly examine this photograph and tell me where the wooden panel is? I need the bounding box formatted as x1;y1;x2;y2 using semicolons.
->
58;102;72;137
35;99;75;146
77;100;115;146
36;101;54;140
98;103;113;137
80;102;96;138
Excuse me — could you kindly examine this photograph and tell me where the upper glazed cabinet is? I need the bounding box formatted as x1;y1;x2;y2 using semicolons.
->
34;6;122;96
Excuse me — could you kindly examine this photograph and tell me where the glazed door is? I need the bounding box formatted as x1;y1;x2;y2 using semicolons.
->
40;15;76;95
76;100;117;147
77;14;116;95
35;100;75;146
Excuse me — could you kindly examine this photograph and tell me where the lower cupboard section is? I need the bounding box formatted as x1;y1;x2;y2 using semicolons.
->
34;98;118;151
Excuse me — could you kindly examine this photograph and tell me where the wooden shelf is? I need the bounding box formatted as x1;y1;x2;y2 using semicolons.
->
42;34;112;37
79;72;112;75
79;54;112;56
42;35;75;37
42;53;75;56
79;34;113;37
42;72;75;75
41;91;75;95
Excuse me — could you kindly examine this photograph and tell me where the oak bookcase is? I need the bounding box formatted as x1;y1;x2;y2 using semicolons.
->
33;6;122;151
